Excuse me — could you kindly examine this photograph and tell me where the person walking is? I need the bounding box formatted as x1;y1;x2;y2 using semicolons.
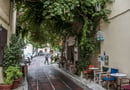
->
44;54;49;65
50;54;54;64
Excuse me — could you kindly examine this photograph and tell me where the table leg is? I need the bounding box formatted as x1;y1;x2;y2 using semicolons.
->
93;70;95;82
107;81;110;90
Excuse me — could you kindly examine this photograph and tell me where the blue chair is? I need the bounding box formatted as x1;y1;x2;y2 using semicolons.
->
111;68;119;73
102;68;119;89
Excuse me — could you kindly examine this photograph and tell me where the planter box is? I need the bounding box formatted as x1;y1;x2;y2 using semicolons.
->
12;78;22;89
0;84;12;90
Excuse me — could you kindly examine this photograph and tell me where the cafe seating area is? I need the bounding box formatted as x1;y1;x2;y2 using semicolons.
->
81;64;130;90
58;55;130;90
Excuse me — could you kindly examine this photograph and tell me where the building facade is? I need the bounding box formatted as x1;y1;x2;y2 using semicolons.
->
0;0;16;83
100;0;130;77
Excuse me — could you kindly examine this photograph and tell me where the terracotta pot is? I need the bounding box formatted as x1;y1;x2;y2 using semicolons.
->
0;84;12;90
12;78;22;89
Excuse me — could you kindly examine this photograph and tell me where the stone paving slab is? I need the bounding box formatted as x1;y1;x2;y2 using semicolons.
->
27;56;84;90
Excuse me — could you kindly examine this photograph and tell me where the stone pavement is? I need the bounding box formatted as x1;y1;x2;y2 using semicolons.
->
14;56;106;90
53;64;106;90
27;56;86;90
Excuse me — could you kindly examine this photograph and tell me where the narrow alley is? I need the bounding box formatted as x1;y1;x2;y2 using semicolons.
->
27;56;89;90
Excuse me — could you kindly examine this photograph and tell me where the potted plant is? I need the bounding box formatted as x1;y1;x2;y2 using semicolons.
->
0;67;14;90
5;66;23;89
0;79;13;90
12;65;23;89
2;34;25;89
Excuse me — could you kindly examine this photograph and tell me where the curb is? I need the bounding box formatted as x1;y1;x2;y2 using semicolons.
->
52;64;106;90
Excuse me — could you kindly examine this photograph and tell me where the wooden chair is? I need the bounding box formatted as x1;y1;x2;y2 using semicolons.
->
119;78;130;90
82;65;94;80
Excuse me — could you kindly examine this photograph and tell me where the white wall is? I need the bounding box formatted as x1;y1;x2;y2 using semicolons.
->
101;0;130;77
108;0;130;18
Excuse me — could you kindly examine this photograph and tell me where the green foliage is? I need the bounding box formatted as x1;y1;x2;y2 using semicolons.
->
15;0;113;72
3;67;14;85
5;66;23;80
3;65;22;85
4;78;13;85
15;0;112;46
75;0;113;71
77;18;96;72
76;59;90;75
42;0;79;22
3;34;25;73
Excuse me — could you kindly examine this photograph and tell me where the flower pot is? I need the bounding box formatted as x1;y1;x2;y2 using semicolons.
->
0;84;12;90
12;78;22;89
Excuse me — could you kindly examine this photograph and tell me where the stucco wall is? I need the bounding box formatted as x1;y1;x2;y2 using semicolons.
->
101;0;130;77
0;0;12;83
108;0;130;18
0;0;10;24
0;0;11;45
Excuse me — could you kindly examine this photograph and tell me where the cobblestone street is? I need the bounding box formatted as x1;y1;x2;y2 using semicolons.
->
27;56;90;90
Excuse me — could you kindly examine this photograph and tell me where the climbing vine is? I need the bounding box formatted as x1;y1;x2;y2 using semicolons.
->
15;0;113;72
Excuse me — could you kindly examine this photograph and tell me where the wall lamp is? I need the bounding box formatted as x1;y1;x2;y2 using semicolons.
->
0;24;2;31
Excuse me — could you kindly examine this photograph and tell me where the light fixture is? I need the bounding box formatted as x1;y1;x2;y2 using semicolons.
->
0;24;2;31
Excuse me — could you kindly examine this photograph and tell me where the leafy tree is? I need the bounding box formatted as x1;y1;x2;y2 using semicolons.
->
15;0;113;72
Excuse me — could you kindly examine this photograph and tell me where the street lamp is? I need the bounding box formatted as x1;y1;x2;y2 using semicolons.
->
0;24;2;31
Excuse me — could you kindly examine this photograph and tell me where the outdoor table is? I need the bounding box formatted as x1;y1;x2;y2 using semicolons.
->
110;73;127;89
89;67;99;82
110;73;127;77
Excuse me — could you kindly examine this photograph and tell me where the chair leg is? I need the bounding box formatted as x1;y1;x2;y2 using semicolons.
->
107;81;110;90
101;81;106;87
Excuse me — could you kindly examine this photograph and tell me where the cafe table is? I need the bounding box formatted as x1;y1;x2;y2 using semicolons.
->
110;73;127;89
89;67;99;82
